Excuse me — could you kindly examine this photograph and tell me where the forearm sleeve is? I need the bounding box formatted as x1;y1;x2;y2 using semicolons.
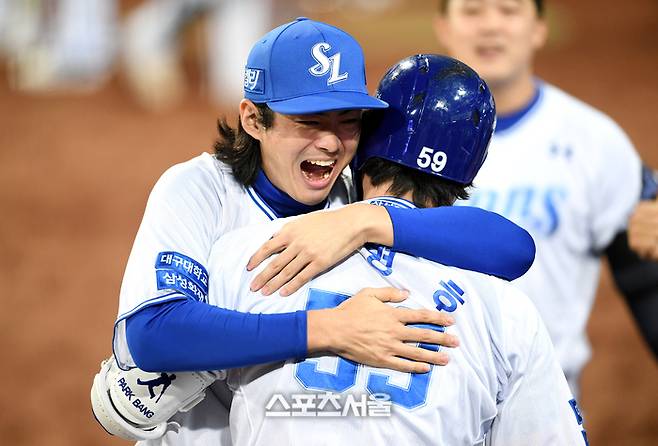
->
125;299;308;372
386;206;535;281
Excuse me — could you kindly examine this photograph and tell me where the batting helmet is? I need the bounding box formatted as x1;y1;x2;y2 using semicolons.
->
354;54;496;185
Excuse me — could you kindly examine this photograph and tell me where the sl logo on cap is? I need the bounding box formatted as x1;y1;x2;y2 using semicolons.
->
308;42;349;85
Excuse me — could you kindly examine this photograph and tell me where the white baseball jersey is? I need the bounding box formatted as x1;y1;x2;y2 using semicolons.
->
461;82;642;391
115;152;350;446
207;197;587;446
112;152;351;370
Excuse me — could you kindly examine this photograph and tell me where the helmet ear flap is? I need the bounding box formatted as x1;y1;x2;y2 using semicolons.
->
354;108;393;172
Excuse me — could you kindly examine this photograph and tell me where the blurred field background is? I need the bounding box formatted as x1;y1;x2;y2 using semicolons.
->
0;0;656;445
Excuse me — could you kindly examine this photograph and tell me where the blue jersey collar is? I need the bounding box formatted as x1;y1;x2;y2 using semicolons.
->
252;169;327;218
495;82;542;133
365;196;416;209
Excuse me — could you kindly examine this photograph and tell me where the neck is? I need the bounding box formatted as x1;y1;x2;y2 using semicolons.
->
489;70;536;115
252;169;327;218
362;177;414;203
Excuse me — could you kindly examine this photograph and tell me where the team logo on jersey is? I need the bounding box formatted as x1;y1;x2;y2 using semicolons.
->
308;42;349;85
244;68;264;93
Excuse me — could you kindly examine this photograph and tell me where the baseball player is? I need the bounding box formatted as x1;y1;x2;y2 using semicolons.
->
434;0;658;395
92;18;535;441
205;54;587;446
123;0;271;109
0;0;117;91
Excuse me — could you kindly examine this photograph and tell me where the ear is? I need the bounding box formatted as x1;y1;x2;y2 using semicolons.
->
239;99;264;141
532;18;549;51
359;172;376;200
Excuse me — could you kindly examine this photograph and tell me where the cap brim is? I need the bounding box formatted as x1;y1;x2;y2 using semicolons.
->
267;91;388;115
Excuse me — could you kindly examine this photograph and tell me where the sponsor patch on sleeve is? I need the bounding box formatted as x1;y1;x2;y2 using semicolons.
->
155;252;209;302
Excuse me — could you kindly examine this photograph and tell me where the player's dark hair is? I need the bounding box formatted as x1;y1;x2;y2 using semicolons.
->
360;157;471;208
438;0;545;16
213;103;274;186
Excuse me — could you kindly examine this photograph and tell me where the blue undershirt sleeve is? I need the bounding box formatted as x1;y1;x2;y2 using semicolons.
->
386;206;535;281
125;299;307;372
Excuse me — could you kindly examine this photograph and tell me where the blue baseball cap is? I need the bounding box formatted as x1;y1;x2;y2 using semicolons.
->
243;17;388;115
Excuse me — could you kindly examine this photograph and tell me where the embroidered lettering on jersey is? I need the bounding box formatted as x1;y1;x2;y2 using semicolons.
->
366;245;396;276
469;186;567;237
433;280;465;313
296;289;442;410
308;42;348;85
155;252;209;302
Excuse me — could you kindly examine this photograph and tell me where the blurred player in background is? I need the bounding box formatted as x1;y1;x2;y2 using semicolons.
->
0;0;273;108
0;0;117;92
209;54;587;446
123;0;272;110
122;0;407;110
434;0;658;396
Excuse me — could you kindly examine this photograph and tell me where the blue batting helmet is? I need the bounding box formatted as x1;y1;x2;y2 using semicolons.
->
354;54;496;185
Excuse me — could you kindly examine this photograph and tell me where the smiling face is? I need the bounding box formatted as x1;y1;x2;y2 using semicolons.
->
241;100;361;205
434;0;547;89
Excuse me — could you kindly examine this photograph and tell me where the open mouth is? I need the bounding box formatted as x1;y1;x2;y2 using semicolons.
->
300;159;337;183
475;44;504;58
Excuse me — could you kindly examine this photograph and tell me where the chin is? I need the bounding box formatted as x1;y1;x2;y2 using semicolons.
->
288;185;324;205
480;69;514;88
302;190;331;206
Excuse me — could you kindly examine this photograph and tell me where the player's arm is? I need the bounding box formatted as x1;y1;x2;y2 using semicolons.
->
248;203;536;296
107;160;454;382
605;164;658;358
385;205;535;280
487;293;587;445
628;199;658;260
627;165;658;260
124;287;456;373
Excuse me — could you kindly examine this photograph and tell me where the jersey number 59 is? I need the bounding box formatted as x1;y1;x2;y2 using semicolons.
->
294;289;442;410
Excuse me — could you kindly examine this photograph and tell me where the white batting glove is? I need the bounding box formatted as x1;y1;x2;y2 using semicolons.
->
91;356;224;441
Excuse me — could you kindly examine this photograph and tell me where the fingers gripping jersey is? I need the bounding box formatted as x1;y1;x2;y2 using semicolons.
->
206;199;586;446
112;153;349;370
461;82;642;391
